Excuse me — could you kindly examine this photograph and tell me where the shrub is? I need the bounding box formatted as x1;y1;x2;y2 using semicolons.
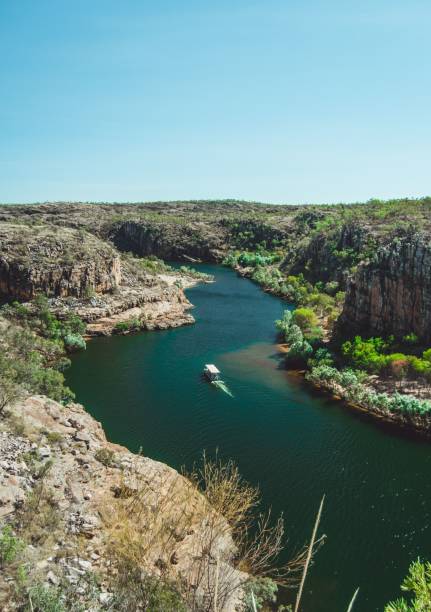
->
306;364;431;417
403;333;419;346
306;293;333;316
292;308;318;331
305;325;324;344
114;318;141;333
25;584;66;612
341;336;389;373
95;447;116;467
275;310;293;338
110;572;188;612
385;559;431;611
45;431;63;445
0;378;21;416
286;339;313;366
179;265;213;281
63;333;86;352
324;280;339;295
0;526;25;568
286;324;303;345
244;577;278;611
308;348;334;369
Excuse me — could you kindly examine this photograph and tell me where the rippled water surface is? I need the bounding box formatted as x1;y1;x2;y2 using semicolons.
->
66;265;431;611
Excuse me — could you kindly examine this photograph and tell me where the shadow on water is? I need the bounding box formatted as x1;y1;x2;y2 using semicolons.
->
66;264;431;612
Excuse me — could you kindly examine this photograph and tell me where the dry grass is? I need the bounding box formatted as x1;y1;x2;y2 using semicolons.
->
101;454;324;611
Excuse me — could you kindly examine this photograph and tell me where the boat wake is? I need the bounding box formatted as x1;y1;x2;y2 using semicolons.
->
211;379;234;397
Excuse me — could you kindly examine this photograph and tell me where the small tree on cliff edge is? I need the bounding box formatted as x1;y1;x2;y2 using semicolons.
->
0;378;21;417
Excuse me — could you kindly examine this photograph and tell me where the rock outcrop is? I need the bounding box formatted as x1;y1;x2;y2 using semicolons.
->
0;224;121;300
337;234;431;342
0;395;245;611
0;222;199;335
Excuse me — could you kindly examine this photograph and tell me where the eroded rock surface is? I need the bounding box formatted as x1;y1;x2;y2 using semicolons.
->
0;224;121;300
337;234;431;342
0;396;245;610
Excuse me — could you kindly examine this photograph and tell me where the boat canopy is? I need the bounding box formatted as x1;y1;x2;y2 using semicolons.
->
205;364;220;375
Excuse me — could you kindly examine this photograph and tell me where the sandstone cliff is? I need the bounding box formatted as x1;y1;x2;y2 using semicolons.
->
283;222;373;287
0;222;198;335
0;224;121;300
110;219;229;262
337;234;431;342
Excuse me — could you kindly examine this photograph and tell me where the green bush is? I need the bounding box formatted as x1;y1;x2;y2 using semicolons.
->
308;348;334;369
275;310;315;366
244;577;278;611
2;298;86;351
25;584;66;612
0;525;25;568
179;265;213;281
342;336;389;373
63;333;86;352
306;364;431;417
0;328;75;404
403;333;419;346
292;308;318;331
114;318;141;333
342;335;431;383
385;559;431;611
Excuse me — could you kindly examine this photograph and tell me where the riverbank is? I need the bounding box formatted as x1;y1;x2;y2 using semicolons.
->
301;369;431;440
232;259;431;440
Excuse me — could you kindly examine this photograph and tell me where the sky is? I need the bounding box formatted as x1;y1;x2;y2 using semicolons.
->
0;0;430;204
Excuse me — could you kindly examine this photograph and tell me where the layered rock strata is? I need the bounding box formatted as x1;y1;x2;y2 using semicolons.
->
0;224;121;300
337;234;431;342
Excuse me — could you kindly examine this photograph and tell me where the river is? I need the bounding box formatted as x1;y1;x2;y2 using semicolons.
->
66;264;431;611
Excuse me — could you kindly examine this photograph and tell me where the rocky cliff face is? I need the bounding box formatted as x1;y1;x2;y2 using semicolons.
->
0;224;121;300
337;234;431;342
0;222;199;336
284;222;372;286
110;220;229;262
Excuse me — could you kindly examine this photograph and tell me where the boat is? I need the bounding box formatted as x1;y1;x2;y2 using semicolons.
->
203;364;220;381
203;364;233;397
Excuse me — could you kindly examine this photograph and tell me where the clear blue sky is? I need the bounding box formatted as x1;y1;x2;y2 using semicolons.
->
1;0;430;204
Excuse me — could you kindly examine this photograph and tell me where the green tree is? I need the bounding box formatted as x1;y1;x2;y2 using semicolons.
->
292;308;318;332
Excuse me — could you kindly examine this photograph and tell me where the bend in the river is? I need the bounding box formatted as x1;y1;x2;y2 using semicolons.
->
66;264;431;612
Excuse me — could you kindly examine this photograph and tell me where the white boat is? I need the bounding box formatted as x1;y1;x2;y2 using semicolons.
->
203;364;220;381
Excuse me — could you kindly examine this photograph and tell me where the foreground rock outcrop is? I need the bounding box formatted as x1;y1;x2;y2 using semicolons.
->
337;234;431;342
0;396;246;610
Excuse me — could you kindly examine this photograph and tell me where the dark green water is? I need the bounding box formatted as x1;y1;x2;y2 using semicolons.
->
66;265;431;611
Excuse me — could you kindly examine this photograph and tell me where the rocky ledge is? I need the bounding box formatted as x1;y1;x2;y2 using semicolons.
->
47;273;196;336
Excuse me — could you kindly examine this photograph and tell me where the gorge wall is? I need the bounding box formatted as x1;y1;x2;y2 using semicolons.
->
110;219;229;262
0;224;121;300
337;234;431;342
